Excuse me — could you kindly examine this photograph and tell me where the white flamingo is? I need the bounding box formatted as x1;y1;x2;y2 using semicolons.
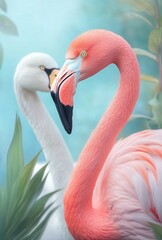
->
14;52;74;240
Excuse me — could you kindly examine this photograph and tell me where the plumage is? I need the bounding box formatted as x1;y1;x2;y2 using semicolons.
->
51;30;162;239
93;130;162;239
14;53;74;240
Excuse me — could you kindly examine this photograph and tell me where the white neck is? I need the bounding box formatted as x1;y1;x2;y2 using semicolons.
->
14;84;73;190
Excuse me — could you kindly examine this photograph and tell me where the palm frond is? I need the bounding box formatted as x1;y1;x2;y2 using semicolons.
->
0;115;57;240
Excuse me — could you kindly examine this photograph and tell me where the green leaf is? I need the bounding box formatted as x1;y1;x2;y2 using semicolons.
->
0;15;18;35
0;42;3;68
120;0;154;16
6;154;39;224
149;91;162;128
148;28;162;54
0;117;58;239
146;119;159;129
22;192;55;224
150;223;162;240
159;16;162;28
129;114;159;130
124;12;153;27
7;115;24;194
4;160;58;240
130;114;153;121
0;187;6;238
0;0;7;12
14;194;56;239
21;207;57;240
5;159;46;236
134;48;157;61
140;74;159;84
23;164;48;204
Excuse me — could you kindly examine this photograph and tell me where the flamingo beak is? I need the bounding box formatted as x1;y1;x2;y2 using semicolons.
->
51;58;81;134
45;67;73;133
51;81;73;134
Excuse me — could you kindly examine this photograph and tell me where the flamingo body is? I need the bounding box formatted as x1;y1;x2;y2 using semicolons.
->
14;53;74;240
51;30;162;239
93;130;162;239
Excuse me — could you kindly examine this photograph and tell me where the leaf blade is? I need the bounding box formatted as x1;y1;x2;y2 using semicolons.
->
0;14;18;35
134;48;157;61
0;0;7;12
140;74;159;84
6;154;39;225
120;0;154;16
6;115;24;194
1;117;57;239
124;12;153;27
150;223;162;240
148;28;162;54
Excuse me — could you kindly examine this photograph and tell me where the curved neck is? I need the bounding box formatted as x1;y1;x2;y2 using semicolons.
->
14;84;73;190
64;37;140;239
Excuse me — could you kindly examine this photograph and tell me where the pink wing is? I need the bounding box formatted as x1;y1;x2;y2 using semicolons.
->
93;129;162;239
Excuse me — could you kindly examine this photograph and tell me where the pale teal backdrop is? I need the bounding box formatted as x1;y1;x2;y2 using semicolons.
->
0;0;157;182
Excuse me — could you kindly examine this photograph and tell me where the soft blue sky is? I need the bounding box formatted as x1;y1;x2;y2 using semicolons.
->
0;0;157;181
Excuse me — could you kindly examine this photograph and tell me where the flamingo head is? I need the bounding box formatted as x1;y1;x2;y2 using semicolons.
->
51;29;114;134
14;52;59;92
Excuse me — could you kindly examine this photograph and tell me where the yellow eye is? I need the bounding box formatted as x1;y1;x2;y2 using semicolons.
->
39;65;45;70
80;50;87;58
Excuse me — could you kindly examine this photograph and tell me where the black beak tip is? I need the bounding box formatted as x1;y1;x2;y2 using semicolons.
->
51;91;73;134
67;127;72;134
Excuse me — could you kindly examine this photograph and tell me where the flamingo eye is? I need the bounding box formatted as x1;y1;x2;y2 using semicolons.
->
39;65;45;71
80;50;87;58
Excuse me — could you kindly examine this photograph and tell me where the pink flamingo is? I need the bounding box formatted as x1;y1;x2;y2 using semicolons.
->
51;30;162;240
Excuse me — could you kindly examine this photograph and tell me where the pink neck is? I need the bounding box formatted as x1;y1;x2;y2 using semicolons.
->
64;36;140;239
